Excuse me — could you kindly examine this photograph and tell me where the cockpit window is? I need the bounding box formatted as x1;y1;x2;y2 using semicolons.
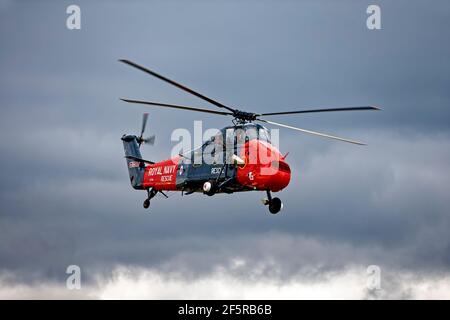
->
258;127;271;143
245;127;258;141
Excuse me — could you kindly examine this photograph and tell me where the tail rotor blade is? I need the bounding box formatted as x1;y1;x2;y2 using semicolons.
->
142;135;156;146
138;113;149;147
140;113;149;137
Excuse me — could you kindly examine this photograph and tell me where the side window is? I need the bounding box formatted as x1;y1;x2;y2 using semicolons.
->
192;145;203;167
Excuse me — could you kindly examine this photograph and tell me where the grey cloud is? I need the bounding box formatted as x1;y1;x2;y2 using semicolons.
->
1;130;450;284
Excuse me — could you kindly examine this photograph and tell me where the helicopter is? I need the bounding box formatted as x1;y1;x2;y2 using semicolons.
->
119;59;379;214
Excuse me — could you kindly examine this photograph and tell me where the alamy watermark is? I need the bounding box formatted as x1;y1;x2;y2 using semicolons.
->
367;5;381;30
366;265;382;291
66;5;81;30
66;265;81;290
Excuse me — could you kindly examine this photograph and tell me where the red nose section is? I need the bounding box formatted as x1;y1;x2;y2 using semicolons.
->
269;160;291;192
236;140;291;192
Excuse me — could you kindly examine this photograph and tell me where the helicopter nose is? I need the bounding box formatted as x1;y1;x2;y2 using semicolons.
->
269;160;291;192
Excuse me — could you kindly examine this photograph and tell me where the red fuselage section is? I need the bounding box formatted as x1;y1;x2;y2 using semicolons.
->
140;139;291;193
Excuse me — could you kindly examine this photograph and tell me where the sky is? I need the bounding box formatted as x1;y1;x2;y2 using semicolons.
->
1;0;450;299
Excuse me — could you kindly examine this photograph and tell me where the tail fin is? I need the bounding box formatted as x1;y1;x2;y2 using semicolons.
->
121;134;145;189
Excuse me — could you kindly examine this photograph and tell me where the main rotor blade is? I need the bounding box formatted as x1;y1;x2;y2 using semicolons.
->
257;119;366;145
259;106;380;117
119;59;237;113
120;99;234;116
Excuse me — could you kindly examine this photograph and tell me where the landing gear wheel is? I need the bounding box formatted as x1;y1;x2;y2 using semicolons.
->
269;197;283;214
203;181;216;196
143;198;150;209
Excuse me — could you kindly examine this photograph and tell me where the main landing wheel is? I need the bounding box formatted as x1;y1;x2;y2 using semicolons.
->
203;181;216;196
269;197;283;214
263;190;283;214
143;198;150;209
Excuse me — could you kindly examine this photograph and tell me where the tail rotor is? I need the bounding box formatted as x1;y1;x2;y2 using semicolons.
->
137;113;156;147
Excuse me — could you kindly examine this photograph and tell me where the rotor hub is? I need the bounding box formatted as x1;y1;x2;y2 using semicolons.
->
232;110;258;122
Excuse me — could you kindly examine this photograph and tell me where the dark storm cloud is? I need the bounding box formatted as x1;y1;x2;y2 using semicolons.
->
1;0;450;292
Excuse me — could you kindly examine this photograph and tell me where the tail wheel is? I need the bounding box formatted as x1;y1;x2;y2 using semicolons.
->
269;197;283;214
143;198;150;209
